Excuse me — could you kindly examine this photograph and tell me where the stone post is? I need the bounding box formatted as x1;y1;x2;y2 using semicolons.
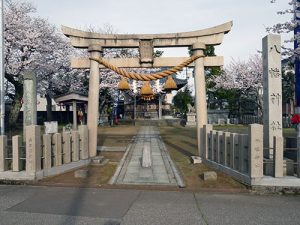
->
210;130;216;161
216;131;222;163
23;71;37;139
238;134;248;173
273;136;283;178
12;135;22;172
43;134;52;170
0;135;7;171
25;125;41;173
62;132;71;164
229;133;238;169
192;43;206;156
52;133;62;166
87;45;102;158
71;131;80;162
79;125;89;159
223;132;230;167
262;34;282;158
202;124;212;159
249;124;263;179
72;101;77;130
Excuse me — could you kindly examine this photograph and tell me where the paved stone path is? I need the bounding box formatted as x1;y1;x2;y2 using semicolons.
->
1;185;300;225
114;126;180;185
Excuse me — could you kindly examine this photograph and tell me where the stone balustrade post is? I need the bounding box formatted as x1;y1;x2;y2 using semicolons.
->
210;130;216;161
249;124;263;179
12;135;22;172
202;124;212;159
63;132;71;164
72;131;80;162
234;134;240;171
25;125;41;173
87;45;102;158
216;131;223;164
239;134;248;173
223;132;230;167
43;134;52;170
273;136;283;178
0;135;7;171
229;133;238;169
79;125;89;160
52;133;62;166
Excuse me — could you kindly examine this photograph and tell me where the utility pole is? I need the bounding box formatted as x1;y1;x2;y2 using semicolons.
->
295;1;300;113
0;0;5;135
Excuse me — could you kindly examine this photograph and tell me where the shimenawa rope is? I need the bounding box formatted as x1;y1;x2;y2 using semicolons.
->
90;54;202;81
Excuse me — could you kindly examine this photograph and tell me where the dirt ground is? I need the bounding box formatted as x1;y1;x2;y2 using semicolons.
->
97;125;140;146
38;152;124;188
37;125;250;192
159;126;247;191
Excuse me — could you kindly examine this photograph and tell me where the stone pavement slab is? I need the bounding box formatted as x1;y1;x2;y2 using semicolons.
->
1;185;300;225
8;187;139;219
115;126;179;185
195;193;300;225
121;191;206;225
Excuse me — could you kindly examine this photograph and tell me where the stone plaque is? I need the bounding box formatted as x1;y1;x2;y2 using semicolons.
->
139;40;153;63
44;121;58;134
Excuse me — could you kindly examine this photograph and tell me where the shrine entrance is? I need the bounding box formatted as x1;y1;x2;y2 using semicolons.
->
62;21;232;158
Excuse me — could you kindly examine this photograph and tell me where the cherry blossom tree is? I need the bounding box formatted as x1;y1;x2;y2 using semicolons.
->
212;54;263;117
267;0;295;57
5;1;85;125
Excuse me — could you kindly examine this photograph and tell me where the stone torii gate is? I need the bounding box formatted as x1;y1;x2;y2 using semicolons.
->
62;21;232;158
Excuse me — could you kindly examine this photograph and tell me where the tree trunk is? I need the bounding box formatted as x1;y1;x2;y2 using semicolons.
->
46;94;53;121
8;87;23;129
99;99;106;114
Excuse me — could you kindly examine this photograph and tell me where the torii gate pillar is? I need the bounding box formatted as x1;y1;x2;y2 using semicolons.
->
87;45;102;157
192;43;207;157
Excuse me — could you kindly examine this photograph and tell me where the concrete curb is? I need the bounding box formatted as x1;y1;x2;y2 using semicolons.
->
159;137;186;188
108;140;134;184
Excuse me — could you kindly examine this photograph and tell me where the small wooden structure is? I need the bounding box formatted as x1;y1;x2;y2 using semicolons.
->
54;92;88;130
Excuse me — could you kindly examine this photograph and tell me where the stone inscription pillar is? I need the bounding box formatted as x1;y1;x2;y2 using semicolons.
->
192;43;206;156
25;125;41;173
23;71;37;139
262;34;282;158
87;45;102;158
249;124;263;179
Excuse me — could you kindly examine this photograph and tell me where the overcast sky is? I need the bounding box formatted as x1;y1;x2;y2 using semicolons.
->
26;0;292;64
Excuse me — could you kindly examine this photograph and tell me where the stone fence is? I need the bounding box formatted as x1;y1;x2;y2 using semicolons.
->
237;115;291;128
0;125;89;181
201;124;300;186
201;124;263;185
